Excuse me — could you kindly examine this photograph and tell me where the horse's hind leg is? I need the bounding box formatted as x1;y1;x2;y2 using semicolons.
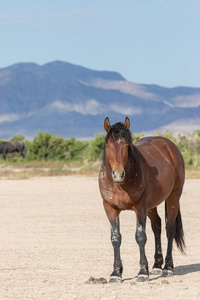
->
20;151;25;158
148;207;163;275
103;201;123;283
21;145;27;158
163;189;184;277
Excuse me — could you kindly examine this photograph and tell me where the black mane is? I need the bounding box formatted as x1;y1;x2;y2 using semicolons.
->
105;122;132;144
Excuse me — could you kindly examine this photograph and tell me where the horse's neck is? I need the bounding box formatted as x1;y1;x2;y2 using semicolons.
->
126;144;145;181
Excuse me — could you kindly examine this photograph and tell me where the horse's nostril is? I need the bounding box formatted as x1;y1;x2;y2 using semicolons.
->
121;171;125;178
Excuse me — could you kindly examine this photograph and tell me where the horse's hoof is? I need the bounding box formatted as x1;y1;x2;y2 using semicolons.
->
150;268;163;275
109;276;122;283
162;269;174;277
136;274;149;282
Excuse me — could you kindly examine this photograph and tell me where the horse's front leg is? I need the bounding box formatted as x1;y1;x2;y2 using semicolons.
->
103;200;123;283
135;207;149;282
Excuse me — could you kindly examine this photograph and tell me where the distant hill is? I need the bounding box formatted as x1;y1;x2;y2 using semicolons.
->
0;60;200;140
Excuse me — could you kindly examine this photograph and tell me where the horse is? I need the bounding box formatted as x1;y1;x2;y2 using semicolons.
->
0;141;27;160
98;117;185;283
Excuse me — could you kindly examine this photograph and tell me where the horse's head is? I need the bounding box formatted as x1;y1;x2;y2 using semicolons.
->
104;117;132;183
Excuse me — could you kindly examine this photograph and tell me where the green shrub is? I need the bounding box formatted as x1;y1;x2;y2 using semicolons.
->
65;138;89;161
4;129;200;170
88;134;106;162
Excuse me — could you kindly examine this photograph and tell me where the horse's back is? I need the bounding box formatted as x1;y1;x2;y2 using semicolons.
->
135;136;185;186
1;141;24;152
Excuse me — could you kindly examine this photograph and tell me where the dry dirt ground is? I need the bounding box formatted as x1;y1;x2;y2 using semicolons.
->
0;176;199;300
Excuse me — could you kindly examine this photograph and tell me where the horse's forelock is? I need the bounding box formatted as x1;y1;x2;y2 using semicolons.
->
105;122;132;144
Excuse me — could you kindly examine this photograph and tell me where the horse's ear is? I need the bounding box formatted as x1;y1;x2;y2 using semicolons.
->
124;117;130;130
104;117;111;133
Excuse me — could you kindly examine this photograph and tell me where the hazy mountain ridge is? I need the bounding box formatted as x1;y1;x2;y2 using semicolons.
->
0;60;200;139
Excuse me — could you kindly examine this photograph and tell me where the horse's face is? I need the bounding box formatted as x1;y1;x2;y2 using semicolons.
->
105;136;129;183
104;117;131;184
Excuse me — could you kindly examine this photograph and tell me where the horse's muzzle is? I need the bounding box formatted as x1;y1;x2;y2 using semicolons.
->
112;170;125;183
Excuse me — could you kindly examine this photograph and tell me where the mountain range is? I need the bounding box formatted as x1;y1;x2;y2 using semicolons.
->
0;60;200;140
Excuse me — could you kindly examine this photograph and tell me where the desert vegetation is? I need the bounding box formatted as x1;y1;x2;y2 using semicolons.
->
0;130;200;178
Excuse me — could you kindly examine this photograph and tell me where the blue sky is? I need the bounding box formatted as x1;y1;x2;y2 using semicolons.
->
1;0;200;87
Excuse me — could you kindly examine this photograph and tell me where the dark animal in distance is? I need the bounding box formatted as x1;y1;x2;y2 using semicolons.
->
0;141;27;160
98;117;185;283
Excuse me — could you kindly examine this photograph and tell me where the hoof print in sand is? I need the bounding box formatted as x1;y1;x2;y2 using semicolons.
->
85;276;107;284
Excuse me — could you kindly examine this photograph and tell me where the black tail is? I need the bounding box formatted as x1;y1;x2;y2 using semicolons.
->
175;207;185;253
21;143;27;158
165;203;185;254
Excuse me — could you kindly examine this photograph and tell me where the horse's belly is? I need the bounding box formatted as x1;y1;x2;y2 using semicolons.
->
147;193;169;210
146;178;174;209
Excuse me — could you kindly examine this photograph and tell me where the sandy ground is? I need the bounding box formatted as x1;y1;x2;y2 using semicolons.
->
0;176;199;300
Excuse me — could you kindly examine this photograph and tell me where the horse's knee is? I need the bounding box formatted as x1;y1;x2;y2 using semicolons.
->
111;227;121;247
135;226;147;247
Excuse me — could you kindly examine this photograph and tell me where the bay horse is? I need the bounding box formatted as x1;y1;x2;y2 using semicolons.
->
98;117;185;282
0;141;27;160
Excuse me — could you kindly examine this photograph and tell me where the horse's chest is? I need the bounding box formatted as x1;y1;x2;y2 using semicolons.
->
102;184;133;210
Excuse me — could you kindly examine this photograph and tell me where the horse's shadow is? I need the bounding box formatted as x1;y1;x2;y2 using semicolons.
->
175;263;200;275
123;264;200;282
